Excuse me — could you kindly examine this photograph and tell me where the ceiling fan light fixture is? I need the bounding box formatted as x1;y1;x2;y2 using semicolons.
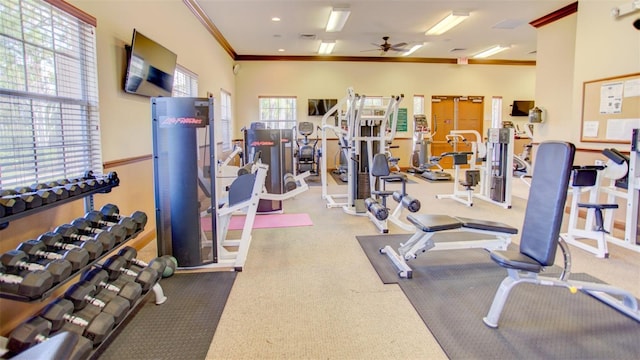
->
326;7;351;32
425;11;469;35
473;45;510;58
402;44;424;56
318;40;336;54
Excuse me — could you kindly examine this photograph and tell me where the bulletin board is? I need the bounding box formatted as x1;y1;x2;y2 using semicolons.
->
580;72;640;143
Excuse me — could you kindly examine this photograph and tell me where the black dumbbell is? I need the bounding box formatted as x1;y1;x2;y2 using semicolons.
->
47;180;82;197
38;232;103;261
71;217;127;244
17;240;89;272
84;211;137;237
31;183;68;200
84;170;119;187
15;186;57;205
55;224;115;252
41;298;114;345
101;255;159;293
7;317;92;360
80;268;142;306
0;196;26;216
1;189;42;210
100;204;147;232
117;246;167;275
1;250;72;284
64;282;129;324
0;263;53;299
58;179;89;193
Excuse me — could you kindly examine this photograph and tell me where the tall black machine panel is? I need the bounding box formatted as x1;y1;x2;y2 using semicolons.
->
244;125;294;212
152;97;216;267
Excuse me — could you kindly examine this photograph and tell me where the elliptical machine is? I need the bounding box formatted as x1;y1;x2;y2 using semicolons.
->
409;114;451;181
295;121;319;175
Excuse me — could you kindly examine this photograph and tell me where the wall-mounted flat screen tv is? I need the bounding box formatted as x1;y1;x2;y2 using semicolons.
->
308;99;338;116
510;100;535;117
124;29;177;97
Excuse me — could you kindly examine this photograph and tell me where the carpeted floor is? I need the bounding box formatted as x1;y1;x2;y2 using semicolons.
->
96;272;236;360
357;234;640;359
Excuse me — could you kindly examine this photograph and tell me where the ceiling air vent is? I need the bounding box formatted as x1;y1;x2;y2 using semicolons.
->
299;34;317;40
450;48;466;52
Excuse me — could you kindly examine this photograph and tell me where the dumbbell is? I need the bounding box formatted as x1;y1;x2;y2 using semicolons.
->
64;282;129;324
7;317;92;360
80;268;142;306
17;240;89;272
55;224;115;252
1;189;42;210
364;197;389;221
31;183;68;200
117;246;167;275
99;204;147;233
38;232;103;261
47;180;82;197
58;178;89;193
0;196;26;216
84;170;119;188
71;217;127;244
84;211;137;238
0;263;53;299
41;298;115;345
1;250;72;284
392;191;421;213
101;255;159;293
15;186;58;205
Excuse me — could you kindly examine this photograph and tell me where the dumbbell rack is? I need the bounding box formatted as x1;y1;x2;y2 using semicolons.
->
0;179;119;230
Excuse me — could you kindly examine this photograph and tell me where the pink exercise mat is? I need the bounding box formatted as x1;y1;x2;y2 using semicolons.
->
201;213;313;231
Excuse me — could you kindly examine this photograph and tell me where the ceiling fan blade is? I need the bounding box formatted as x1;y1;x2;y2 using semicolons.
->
389;46;407;52
392;42;408;48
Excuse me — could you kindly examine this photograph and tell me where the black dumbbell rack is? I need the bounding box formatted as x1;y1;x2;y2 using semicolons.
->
0;179;119;230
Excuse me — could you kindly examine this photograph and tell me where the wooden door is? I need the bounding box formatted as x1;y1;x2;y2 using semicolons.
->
431;96;484;169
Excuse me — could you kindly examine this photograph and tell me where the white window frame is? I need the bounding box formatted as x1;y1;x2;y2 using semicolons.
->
220;89;232;151
0;0;102;189
171;64;198;97
413;95;425;115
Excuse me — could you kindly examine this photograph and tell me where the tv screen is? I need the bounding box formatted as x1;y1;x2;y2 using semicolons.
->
510;100;534;117
124;29;177;97
308;99;338;116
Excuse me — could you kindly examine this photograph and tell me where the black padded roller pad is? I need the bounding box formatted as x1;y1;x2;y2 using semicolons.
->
407;214;461;232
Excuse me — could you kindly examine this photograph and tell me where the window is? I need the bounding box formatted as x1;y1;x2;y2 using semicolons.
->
258;96;296;129
220;89;232;151
172;64;198;97
413;95;425;115
0;0;101;189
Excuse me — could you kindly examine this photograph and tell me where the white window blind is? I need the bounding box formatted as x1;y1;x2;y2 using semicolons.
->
413;95;425;115
258;96;296;129
0;0;102;189
220;89;231;151
172;64;198;97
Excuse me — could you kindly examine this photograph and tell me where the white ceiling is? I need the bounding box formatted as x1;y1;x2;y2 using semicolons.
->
195;0;574;61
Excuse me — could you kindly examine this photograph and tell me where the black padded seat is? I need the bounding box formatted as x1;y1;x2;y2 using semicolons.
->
454;216;518;234
489;250;543;273
407;214;462;232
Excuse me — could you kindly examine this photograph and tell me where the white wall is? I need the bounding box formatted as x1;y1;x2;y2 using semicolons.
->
71;0;236;162
234;60;536;139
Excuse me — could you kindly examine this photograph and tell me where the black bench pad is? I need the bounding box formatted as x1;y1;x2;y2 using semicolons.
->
490;250;543;273
454;216;518;234
407;214;462;232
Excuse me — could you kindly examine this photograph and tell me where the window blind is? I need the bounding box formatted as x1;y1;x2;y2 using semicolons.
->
0;0;102;189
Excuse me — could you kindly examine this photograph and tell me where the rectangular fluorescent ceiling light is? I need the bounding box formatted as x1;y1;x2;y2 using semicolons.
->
402;44;424;56
425;11;469;35
318;41;336;54
473;45;510;58
326;7;350;32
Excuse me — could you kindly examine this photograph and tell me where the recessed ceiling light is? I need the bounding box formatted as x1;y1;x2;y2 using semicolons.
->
272;17;281;22
278;48;285;52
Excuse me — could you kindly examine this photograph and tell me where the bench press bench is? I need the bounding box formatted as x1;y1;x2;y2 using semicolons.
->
380;214;517;279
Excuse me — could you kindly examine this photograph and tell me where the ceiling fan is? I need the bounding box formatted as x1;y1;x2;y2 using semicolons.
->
362;36;408;55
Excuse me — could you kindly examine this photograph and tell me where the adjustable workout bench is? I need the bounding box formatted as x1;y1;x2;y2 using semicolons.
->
380;214;516;278
482;141;639;327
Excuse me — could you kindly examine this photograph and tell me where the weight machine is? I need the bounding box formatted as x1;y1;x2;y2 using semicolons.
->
562;130;640;257
435;128;513;209
409;114;451;181
320;87;403;215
